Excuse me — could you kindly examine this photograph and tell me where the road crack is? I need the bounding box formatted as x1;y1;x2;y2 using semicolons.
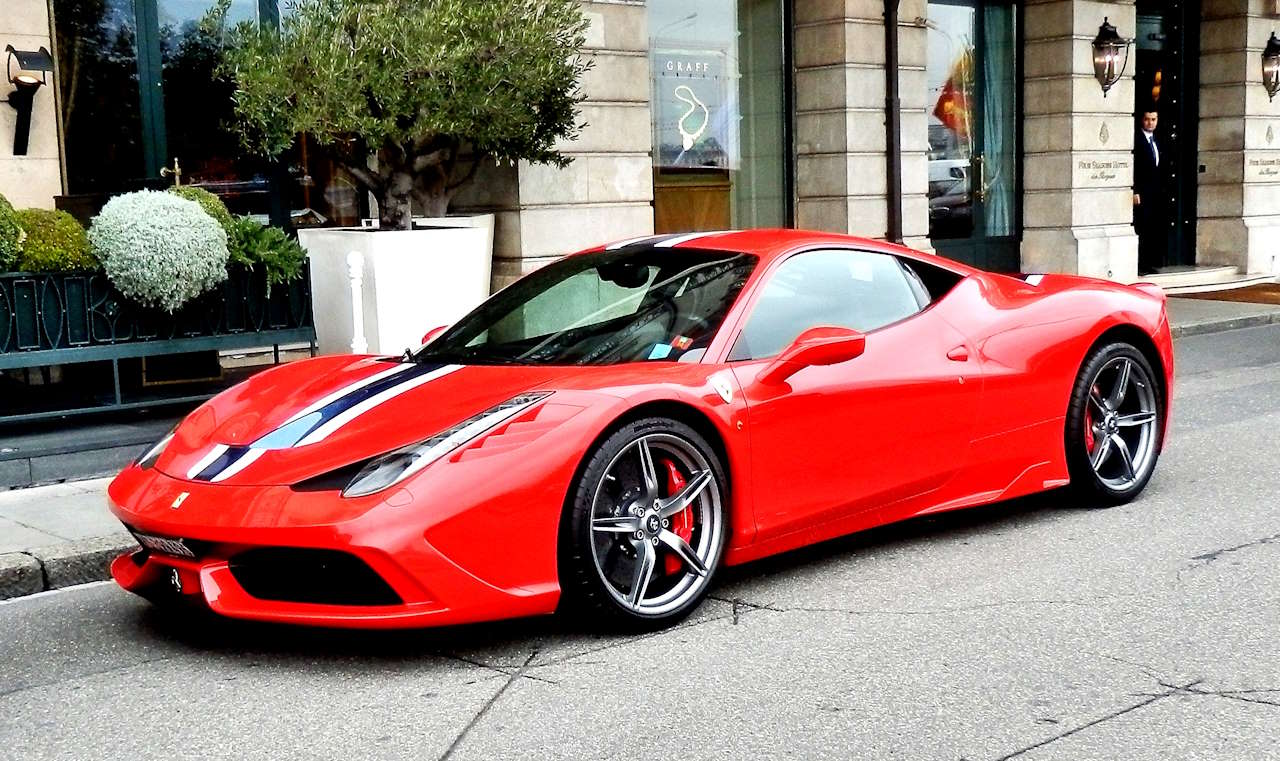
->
989;679;1201;760
1187;531;1280;567
438;649;537;761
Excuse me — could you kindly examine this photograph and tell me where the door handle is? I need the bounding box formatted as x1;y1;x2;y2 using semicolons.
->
946;345;969;362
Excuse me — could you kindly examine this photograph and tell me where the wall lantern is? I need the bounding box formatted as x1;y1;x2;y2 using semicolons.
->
1264;32;1280;102
4;45;54;156
1091;18;1130;96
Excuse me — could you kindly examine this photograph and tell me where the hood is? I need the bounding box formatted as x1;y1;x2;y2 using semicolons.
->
154;355;571;486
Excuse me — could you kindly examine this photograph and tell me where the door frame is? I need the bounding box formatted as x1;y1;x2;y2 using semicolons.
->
1134;0;1200;269
927;0;1023;273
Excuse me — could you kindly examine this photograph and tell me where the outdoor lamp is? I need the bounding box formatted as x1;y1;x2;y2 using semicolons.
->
4;45;54;156
1091;18;1130;96
1264;32;1280;101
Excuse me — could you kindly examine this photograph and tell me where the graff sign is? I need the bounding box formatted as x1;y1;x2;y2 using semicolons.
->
651;48;734;169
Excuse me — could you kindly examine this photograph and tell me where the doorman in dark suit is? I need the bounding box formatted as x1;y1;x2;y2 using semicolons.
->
1133;108;1167;275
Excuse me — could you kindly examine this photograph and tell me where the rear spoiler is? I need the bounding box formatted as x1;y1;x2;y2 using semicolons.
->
1131;282;1166;301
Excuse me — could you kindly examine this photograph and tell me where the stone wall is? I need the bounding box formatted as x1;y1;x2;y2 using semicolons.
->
1197;0;1280;276
1021;0;1139;280
793;0;929;246
0;0;62;209
456;0;655;291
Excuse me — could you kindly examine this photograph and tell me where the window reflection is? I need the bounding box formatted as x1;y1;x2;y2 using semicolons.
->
52;0;362;227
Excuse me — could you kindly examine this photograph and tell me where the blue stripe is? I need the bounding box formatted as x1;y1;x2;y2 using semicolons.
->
193;446;252;481
251;362;447;450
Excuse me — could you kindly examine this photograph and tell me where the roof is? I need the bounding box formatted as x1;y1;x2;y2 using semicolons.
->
587;228;975;272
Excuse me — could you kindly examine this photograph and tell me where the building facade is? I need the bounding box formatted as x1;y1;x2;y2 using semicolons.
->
5;0;1280;289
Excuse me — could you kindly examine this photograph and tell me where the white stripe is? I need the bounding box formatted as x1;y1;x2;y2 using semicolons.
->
209;448;267;483
605;234;668;250
186;444;229;480
280;362;414;426
1024;274;1045;286
295;364;463;446
653;230;735;248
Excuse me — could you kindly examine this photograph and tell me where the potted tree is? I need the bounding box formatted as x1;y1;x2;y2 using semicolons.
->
211;0;590;354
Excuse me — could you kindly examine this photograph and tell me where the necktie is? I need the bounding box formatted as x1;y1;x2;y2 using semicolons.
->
1149;135;1159;167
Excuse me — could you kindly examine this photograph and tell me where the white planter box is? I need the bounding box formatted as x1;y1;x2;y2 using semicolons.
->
298;214;494;356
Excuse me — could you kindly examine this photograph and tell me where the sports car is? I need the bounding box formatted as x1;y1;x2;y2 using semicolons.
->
107;229;1174;630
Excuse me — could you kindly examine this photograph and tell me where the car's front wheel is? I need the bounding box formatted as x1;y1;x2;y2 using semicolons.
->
1065;341;1164;505
559;417;727;630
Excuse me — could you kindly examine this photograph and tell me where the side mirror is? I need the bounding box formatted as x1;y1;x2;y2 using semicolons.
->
758;326;866;386
420;325;447;346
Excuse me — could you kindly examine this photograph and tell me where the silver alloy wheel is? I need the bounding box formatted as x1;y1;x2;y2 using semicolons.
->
588;432;723;616
1085;356;1159;491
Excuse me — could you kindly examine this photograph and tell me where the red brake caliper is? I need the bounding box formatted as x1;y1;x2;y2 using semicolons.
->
1084;384;1097;452
661;459;694;575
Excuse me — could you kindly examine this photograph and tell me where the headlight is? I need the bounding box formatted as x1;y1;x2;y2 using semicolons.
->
135;428;177;469
341;392;552;498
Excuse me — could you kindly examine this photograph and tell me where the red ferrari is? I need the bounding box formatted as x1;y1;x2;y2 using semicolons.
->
108;229;1173;630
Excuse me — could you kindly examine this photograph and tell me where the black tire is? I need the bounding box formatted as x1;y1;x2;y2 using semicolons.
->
558;416;727;631
1065;341;1164;506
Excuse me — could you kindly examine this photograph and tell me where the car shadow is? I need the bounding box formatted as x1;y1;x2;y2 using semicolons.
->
130;488;1086;662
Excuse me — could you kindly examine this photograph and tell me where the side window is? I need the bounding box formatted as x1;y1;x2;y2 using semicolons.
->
729;249;923;361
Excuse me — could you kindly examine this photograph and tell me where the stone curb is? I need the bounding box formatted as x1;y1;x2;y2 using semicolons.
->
1169;312;1280;339
0;537;137;601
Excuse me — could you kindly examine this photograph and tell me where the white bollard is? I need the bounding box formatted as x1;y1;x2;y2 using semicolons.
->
347;250;367;354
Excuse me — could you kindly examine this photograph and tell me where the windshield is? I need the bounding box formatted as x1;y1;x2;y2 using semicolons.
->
415;247;757;365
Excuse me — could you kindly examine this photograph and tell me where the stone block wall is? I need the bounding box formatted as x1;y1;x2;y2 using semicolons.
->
0;0;62;209
793;0;930;246
1197;1;1280;276
1021;0;1139;280
456;0;655;291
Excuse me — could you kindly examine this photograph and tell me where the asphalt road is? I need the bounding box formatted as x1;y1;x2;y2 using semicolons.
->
3;324;1280;760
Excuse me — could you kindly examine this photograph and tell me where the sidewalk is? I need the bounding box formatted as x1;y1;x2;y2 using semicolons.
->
0;477;134;599
2;294;1279;600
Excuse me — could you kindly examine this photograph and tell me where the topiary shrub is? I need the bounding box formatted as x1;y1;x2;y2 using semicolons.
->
15;208;95;272
226;215;306;290
0;193;24;271
89;190;229;312
170;185;234;233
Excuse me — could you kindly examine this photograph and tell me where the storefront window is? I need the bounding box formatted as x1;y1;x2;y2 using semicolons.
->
648;0;787;232
52;0;361;227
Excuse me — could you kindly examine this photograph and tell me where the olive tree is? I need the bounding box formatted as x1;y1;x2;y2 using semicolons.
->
209;0;590;229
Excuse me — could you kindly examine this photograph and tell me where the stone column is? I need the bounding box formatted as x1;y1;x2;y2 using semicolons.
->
1197;2;1280;276
793;0;929;244
453;1;654;290
1021;0;1139;281
0;0;62;208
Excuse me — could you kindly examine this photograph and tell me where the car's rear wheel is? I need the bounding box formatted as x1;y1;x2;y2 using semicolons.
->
559;417;726;630
1065;341;1163;505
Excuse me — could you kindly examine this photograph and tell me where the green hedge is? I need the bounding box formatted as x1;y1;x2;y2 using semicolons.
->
15;208;95;272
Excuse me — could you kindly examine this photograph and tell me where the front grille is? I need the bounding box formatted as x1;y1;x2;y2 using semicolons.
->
228;548;402;606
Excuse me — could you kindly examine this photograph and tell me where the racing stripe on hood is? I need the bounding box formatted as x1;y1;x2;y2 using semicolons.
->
186;362;462;482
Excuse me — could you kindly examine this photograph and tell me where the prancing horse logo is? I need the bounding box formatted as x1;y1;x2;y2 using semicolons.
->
171;492;189;510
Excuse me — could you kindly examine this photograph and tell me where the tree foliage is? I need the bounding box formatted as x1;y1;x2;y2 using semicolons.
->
209;0;591;229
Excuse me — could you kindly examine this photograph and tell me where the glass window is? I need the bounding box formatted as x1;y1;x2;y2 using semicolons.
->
648;0;786;232
52;0;363;228
730;250;922;361
418;248;757;366
926;2;976;241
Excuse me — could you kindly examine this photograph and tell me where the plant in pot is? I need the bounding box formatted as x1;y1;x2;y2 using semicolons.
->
208;0;591;355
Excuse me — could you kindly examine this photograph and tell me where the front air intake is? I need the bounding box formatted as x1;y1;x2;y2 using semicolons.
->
228;548;402;606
